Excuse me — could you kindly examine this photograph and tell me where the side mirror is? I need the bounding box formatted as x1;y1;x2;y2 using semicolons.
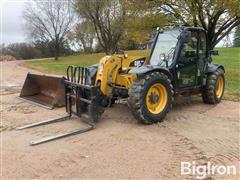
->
185;50;196;58
210;50;219;56
181;31;191;43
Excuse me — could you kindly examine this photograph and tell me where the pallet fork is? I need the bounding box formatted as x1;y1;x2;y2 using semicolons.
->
17;66;104;146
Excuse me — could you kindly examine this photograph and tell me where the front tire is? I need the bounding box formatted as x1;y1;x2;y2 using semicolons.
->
128;72;173;124
202;68;225;104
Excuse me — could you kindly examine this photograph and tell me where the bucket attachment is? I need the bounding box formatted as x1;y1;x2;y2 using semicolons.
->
16;66;104;145
19;73;65;109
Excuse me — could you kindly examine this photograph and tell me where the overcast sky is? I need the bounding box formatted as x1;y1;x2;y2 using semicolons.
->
1;0;28;45
0;0;234;47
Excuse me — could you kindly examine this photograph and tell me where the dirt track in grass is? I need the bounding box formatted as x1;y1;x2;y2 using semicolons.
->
1;61;239;179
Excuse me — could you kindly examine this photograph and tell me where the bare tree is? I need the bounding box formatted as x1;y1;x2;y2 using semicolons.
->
75;0;126;54
68;20;95;53
23;0;75;60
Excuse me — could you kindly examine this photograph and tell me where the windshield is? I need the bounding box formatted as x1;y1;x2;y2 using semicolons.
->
149;30;181;67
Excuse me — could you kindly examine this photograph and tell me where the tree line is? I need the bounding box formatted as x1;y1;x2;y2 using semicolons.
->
1;0;239;60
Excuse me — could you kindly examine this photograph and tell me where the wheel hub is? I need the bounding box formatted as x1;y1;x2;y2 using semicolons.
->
149;92;160;104
146;83;168;114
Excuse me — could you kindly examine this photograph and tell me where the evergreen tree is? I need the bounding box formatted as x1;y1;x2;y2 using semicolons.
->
233;25;240;47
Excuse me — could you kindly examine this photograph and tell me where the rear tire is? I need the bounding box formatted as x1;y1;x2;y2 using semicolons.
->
128;72;173;124
202;68;225;104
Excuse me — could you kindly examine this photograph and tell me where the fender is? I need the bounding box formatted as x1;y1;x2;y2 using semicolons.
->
128;65;173;80
207;63;225;74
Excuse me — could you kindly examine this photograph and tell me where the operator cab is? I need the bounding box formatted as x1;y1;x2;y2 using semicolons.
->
149;27;207;90
149;29;181;67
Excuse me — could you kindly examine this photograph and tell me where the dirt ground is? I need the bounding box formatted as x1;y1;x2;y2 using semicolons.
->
0;61;239;179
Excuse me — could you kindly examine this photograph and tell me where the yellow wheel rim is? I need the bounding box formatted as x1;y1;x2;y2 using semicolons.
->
216;76;224;98
146;83;167;114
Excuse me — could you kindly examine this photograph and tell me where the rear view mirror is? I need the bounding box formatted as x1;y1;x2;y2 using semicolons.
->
185;50;196;58
210;50;219;56
181;31;191;43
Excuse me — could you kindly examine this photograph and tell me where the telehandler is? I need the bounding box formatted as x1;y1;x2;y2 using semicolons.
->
18;27;225;145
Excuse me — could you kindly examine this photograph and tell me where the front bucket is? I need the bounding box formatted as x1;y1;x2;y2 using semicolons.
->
19;73;65;109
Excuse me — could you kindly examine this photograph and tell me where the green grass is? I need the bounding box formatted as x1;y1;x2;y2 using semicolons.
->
24;48;240;101
213;48;240;92
24;50;149;75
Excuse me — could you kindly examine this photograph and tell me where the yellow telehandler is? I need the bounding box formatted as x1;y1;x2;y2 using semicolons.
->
18;27;225;145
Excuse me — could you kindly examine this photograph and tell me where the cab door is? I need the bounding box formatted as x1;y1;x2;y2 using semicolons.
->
176;31;198;88
196;31;207;86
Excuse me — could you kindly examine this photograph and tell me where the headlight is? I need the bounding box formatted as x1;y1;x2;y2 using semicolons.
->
160;53;166;61
130;58;145;67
